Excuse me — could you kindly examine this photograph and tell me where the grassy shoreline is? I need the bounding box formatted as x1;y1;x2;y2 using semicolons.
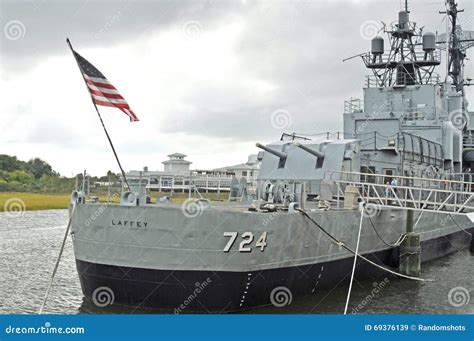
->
0;191;230;212
0;192;71;212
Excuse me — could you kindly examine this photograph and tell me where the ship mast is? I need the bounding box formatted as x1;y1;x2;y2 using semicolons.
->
362;3;441;88
439;0;474;93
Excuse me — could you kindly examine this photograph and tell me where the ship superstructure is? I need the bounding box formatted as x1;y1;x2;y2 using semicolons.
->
344;1;473;179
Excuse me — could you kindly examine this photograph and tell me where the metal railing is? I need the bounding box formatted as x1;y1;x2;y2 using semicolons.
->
463;136;474;149
324;171;474;215
344;98;363;113
363;50;441;67
146;176;234;192
355;131;443;168
325;171;473;192
365;73;440;88
280;132;345;141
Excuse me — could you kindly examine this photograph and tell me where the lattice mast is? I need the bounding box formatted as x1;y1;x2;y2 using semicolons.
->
440;0;474;92
362;1;441;87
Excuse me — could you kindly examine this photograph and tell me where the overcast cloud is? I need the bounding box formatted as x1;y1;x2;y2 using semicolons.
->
0;0;472;175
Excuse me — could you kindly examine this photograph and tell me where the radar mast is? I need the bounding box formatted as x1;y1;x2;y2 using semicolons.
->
362;2;441;87
439;0;474;92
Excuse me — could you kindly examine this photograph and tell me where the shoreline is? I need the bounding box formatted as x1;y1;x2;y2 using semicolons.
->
0;191;228;212
0;192;70;212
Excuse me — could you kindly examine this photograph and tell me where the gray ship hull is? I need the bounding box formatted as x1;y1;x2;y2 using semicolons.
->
70;203;473;312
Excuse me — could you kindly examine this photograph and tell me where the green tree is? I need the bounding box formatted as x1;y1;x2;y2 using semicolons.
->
0;155;25;172
25;158;55;179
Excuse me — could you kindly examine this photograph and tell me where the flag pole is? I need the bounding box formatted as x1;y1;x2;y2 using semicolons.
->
66;38;130;191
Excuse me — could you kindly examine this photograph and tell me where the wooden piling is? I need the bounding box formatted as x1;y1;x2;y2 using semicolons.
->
399;209;421;277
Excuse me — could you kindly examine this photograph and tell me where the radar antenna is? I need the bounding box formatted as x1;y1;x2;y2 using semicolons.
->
361;6;440;88
439;0;474;92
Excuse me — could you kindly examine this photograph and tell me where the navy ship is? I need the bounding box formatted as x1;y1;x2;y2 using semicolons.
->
69;0;474;312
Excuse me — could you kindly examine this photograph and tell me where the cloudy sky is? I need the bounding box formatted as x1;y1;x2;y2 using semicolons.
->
1;0;473;176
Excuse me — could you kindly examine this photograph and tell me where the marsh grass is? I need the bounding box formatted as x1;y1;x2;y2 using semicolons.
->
0;190;229;212
0;192;70;211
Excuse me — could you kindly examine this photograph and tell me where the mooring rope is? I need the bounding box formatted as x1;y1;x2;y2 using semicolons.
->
296;208;434;283
38;205;76;314
343;207;364;315
449;214;473;237
367;214;405;247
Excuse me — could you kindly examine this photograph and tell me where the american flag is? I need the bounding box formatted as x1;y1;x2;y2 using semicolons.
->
72;50;139;122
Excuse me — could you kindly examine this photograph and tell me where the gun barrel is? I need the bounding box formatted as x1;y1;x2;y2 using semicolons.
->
294;142;325;159
256;143;287;159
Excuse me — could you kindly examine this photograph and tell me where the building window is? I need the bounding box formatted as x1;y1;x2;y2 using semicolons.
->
162;177;172;187
242;171;247;176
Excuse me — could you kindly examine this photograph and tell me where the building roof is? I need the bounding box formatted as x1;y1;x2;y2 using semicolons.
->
127;170;190;177
213;163;258;171
162;159;192;165
168;153;187;158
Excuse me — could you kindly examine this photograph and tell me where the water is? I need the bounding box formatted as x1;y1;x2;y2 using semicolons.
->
0;210;472;314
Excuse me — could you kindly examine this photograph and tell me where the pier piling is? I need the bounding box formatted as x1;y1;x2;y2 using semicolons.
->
399;210;421;277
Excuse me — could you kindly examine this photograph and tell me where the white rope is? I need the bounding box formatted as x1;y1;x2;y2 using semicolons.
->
413;211;424;230
344;206;364;315
38;205;75;314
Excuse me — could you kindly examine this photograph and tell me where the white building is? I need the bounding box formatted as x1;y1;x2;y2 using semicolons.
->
162;153;192;173
207;154;260;184
126;153;260;193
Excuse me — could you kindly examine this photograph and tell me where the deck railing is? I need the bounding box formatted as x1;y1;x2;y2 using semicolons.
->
323;171;474;215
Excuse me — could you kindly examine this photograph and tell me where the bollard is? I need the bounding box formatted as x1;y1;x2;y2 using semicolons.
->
399;210;421;277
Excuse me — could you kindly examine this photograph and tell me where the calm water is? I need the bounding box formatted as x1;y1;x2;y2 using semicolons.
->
0;210;473;314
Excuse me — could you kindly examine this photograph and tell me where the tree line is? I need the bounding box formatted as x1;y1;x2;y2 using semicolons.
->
0;154;119;193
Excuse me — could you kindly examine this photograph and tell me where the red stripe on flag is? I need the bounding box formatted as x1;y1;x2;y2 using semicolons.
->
122;108;139;121
94;99;130;109
89;89;125;100
86;79;117;90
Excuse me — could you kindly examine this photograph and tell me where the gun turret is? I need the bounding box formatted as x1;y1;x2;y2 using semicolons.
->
256;143;287;159
293;142;325;159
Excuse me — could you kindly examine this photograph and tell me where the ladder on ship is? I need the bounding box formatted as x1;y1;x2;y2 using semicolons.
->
324;171;474;215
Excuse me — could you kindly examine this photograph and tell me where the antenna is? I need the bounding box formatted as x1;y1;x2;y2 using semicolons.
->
360;6;440;87
440;0;473;92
